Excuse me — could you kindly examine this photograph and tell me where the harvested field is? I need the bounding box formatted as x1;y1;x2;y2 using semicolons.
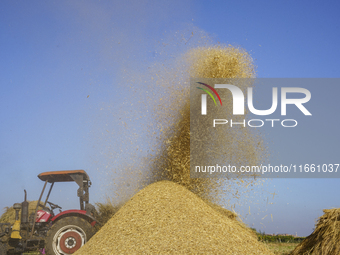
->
75;181;273;254
291;208;340;255
265;242;299;255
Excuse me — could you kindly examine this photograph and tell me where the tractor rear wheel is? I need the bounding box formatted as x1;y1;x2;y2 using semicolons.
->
45;216;94;255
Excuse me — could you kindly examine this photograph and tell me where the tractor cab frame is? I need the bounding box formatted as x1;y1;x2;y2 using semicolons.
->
37;170;91;212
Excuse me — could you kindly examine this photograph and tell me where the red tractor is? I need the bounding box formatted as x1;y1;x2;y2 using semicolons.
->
0;170;99;255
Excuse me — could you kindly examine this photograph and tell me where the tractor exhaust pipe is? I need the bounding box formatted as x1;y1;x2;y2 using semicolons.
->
21;189;29;224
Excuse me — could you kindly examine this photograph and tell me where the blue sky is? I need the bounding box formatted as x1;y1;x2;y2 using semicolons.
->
1;0;339;237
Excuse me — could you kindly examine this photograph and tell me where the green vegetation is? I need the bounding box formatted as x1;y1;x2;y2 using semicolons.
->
249;228;303;255
258;234;305;243
251;228;305;243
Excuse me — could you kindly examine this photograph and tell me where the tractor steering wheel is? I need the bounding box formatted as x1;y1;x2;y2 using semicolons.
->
46;201;62;211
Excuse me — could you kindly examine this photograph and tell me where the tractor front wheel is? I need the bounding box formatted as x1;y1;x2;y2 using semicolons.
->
45;216;94;255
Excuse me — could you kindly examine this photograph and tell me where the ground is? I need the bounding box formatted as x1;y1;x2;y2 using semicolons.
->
264;242;299;255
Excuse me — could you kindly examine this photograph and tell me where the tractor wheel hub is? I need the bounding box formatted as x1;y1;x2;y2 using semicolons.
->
59;230;82;253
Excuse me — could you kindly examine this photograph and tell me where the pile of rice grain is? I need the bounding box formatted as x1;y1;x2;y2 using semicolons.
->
291;208;340;255
75;181;272;254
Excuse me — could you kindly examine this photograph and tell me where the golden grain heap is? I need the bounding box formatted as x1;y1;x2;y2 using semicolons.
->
75;181;273;255
291;208;340;255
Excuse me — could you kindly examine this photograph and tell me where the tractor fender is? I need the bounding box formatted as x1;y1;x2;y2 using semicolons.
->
51;210;98;227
